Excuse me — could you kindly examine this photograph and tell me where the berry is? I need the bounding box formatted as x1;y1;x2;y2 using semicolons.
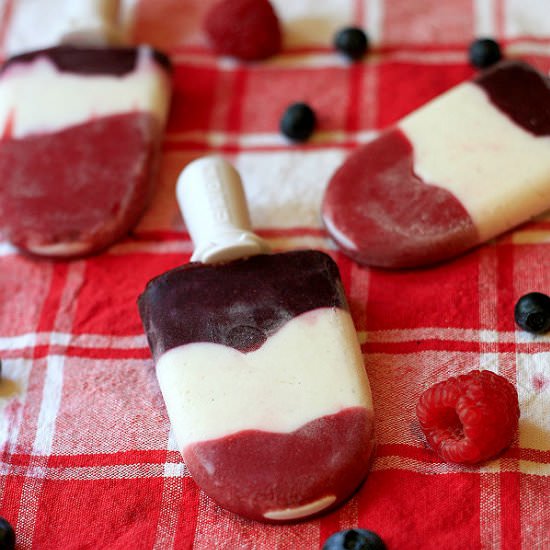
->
514;292;550;334
280;102;316;142
416;370;519;464
0;517;15;550
468;38;502;68
322;528;386;550
334;27;369;61
203;0;282;61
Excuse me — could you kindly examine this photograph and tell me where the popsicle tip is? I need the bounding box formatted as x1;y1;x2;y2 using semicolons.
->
263;495;337;521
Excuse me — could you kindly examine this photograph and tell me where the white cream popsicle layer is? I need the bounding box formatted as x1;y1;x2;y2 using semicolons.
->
399;80;550;243
0;46;171;139
156;307;372;448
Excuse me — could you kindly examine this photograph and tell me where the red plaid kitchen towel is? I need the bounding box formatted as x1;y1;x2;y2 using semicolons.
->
1;0;550;548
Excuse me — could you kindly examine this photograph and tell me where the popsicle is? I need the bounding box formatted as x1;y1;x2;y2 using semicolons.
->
322;60;550;269
138;157;375;522
0;45;172;257
4;0;122;57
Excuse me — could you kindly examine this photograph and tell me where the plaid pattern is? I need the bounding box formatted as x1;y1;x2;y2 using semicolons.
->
1;0;550;548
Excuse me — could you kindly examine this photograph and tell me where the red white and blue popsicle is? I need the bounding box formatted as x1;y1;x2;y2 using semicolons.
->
322;61;550;268
138;157;375;522
0;45;172;257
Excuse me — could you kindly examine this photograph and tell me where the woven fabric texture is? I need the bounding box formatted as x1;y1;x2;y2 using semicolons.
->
1;0;550;548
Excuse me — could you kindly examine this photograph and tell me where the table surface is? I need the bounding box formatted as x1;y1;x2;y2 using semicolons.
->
1;0;550;549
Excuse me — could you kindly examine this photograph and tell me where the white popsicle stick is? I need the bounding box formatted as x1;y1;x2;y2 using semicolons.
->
58;0;123;45
4;0;123;56
176;156;270;264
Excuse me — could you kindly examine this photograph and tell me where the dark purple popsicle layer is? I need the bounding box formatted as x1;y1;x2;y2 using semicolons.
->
0;45;172;76
474;61;550;136
138;250;348;357
138;250;347;359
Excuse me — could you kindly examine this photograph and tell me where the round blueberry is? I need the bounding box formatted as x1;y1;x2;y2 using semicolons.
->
0;517;15;550
280;102;316;142
334;27;369;60
514;292;550;334
322;528;386;550
468;38;502;68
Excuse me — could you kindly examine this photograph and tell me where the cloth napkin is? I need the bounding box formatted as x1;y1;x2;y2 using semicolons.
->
1;0;550;548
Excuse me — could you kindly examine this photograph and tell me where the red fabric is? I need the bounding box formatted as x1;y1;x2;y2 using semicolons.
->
1;0;550;548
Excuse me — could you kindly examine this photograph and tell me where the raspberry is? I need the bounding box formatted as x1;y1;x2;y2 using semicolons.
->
416;370;519;464
203;0;282;61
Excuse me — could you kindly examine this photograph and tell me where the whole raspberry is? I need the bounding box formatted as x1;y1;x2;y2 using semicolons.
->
416;370;519;464
203;0;282;61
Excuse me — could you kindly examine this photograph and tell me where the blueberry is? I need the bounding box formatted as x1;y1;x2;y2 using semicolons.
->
334;27;369;60
0;517;15;550
322;528;386;550
280;102;316;142
514;292;550;334
468;38;502;68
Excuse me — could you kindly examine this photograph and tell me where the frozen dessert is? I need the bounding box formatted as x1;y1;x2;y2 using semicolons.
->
0;45;172;257
322;61;550;268
138;157;375;522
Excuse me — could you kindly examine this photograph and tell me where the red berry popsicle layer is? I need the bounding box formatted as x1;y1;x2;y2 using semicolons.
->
138;249;374;522
322;61;550;268
0;45;172;257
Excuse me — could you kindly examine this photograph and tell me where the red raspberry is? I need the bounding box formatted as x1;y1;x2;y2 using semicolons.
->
416;370;519;464
203;0;282;61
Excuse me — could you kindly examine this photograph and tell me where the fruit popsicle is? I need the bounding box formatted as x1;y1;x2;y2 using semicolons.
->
322;60;550;269
0;45;172;257
4;0;122;57
138;157;375;522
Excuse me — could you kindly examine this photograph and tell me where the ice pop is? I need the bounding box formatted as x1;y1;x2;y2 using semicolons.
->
0;45;172;257
4;0;122;57
322;60;550;268
138;157;375;522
